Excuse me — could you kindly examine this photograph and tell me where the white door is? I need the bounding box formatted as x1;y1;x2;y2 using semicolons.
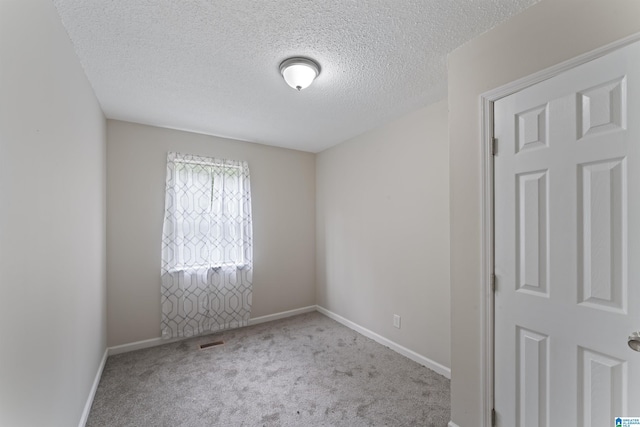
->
494;40;640;426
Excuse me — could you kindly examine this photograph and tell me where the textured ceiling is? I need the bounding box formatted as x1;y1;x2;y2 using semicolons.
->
53;0;538;152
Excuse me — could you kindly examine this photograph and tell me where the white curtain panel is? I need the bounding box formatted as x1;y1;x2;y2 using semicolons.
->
161;152;253;339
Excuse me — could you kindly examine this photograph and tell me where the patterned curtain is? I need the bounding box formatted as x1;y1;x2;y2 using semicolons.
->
160;152;253;339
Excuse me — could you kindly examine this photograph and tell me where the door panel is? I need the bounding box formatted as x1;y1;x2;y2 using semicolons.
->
494;40;640;426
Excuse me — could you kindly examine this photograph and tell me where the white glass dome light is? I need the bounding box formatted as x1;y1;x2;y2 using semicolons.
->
280;58;320;91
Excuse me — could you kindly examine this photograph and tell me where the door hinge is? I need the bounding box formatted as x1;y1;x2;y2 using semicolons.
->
491;274;496;292
492;408;497;426
491;137;498;156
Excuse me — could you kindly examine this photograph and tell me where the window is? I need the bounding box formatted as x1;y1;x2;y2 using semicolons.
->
161;152;253;273
160;152;254;338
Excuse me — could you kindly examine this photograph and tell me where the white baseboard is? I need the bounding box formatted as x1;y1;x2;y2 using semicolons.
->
448;422;461;427
316;305;451;379
248;305;316;326
78;348;108;427
108;305;317;356
108;335;181;356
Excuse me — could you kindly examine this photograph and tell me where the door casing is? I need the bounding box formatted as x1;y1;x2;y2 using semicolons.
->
478;31;640;427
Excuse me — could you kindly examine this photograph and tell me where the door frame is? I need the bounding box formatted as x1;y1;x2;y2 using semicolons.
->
479;32;640;427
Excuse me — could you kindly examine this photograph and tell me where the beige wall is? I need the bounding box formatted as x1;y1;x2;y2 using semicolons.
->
106;120;316;346
316;99;450;369
0;1;107;426
448;0;640;425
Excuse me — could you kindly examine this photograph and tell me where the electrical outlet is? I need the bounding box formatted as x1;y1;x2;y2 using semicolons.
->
393;314;401;329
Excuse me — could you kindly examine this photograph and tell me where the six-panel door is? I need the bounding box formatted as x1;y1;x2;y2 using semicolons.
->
494;40;640;426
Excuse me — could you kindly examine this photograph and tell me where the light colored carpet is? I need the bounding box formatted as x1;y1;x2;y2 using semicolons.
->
88;312;450;426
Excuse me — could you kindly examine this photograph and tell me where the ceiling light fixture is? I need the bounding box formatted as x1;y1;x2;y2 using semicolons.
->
279;57;320;91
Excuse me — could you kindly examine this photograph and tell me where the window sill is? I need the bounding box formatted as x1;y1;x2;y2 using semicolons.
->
167;263;249;274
